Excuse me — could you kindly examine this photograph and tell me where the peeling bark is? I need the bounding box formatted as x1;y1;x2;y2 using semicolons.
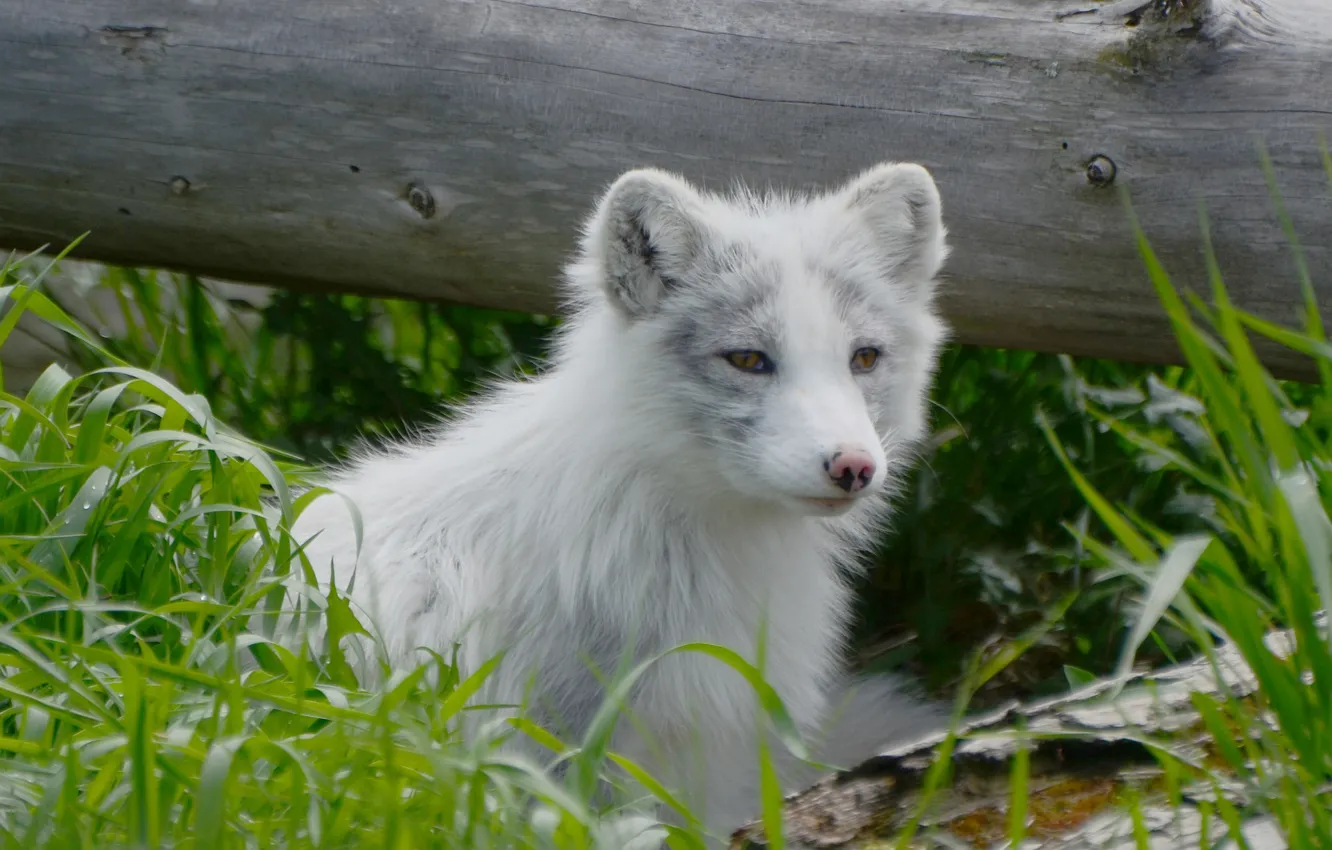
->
732;617;1325;849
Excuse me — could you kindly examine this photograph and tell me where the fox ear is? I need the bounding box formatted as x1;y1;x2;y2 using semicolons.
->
590;168;709;319
837;162;949;297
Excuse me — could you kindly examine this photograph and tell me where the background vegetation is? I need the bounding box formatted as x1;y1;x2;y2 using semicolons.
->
24;263;1212;707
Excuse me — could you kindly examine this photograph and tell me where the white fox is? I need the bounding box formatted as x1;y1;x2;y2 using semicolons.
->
286;160;953;842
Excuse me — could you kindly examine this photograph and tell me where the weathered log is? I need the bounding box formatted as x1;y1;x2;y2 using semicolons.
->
732;616;1327;849
1;1;1330;376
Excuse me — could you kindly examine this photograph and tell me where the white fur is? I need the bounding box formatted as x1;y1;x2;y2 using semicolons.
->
283;161;952;843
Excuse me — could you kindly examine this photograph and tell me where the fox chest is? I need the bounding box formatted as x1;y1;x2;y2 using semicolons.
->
477;519;853;741
562;556;847;738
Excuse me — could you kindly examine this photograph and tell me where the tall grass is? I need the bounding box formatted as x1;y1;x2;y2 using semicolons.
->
0;245;714;849
34;265;554;466
18;247;1229;705
23;257;1207;706
1028;159;1332;846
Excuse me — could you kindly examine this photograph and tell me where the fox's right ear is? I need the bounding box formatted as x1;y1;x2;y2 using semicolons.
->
587;168;708;319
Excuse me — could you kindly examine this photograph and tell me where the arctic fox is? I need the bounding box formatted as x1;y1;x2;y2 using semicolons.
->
286;161;952;841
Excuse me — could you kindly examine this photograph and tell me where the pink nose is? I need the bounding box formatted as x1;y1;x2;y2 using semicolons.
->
824;449;876;493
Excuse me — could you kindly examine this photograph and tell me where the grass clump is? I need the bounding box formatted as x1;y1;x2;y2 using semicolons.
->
1024;161;1332;845
0;245;698;849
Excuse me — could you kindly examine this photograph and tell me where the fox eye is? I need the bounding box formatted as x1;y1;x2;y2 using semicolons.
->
723;350;775;374
850;347;880;373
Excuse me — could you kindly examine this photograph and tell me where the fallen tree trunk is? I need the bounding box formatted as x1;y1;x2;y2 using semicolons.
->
732;615;1326;849
1;0;1330;376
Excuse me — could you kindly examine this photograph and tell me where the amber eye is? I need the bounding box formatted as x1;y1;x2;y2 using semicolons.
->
724;350;775;373
850;347;880;373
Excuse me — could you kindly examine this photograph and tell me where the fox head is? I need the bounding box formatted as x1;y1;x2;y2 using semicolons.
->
565;162;951;518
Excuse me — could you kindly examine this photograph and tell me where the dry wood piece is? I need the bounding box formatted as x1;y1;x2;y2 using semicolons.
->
731;616;1325;849
1;1;1330;376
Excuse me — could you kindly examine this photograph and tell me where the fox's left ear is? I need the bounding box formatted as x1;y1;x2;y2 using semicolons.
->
837;162;949;297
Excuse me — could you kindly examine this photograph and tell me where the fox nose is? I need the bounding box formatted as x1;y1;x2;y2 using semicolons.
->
824;448;876;493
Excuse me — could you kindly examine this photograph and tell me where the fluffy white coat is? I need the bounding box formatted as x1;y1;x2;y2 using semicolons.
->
285;161;953;843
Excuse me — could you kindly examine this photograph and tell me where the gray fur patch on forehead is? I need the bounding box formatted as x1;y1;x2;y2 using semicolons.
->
650;241;771;325
582;161;946;326
660;243;903;353
811;261;906;323
678;253;777;320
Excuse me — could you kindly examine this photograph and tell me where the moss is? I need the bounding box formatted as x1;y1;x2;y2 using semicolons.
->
1096;0;1210;74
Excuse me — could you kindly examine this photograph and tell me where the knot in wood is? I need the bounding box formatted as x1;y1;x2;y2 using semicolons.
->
1086;155;1117;187
407;183;436;219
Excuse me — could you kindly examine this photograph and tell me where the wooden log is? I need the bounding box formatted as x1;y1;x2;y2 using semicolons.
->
731;614;1326;849
1;0;1330;376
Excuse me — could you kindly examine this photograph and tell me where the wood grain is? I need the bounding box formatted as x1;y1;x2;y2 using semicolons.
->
2;0;1330;375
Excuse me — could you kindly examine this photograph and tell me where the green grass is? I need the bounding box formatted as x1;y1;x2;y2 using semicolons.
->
0;246;710;849
11;240;1233;703
2;145;1330;847
0;247;833;849
1039;177;1332;845
21;256;1205;704
37;267;554;466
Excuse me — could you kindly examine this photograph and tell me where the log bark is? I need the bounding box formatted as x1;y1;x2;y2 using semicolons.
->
731;615;1325;849
1;0;1330;376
